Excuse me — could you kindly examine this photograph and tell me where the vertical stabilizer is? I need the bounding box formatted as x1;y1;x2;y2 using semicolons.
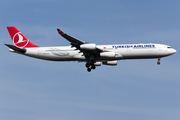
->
7;26;39;48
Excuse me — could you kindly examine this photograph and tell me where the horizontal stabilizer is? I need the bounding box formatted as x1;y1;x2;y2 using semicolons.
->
5;44;26;53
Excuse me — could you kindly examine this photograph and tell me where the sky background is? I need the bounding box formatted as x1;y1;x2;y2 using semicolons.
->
0;0;180;120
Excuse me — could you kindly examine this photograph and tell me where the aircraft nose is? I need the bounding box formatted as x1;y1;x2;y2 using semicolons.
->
171;48;176;54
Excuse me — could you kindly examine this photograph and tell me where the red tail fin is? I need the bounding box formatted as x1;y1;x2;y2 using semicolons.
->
7;26;39;48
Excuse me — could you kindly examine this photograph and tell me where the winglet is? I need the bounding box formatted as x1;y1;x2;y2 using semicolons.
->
57;28;64;34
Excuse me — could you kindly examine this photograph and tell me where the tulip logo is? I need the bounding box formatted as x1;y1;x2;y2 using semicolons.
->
13;32;29;48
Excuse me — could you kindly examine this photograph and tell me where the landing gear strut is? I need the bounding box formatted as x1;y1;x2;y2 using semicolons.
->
84;53;97;72
157;58;160;65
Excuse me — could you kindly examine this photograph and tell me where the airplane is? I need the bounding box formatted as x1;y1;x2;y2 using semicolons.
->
5;26;176;72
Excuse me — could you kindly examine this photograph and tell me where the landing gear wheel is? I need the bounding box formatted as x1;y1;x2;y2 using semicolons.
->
86;63;90;68
91;65;96;69
87;68;91;72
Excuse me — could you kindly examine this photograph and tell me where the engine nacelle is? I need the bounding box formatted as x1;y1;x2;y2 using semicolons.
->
80;43;96;50
103;60;117;66
100;52;116;58
94;62;101;66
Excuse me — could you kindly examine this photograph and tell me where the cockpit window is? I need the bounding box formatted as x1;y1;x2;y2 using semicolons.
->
167;47;172;48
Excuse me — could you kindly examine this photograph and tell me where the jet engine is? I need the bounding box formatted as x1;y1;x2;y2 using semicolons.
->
102;60;117;66
94;62;101;66
80;43;96;50
100;52;116;58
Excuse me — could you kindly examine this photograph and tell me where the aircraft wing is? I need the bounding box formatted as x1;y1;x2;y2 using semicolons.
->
57;28;104;52
57;29;85;47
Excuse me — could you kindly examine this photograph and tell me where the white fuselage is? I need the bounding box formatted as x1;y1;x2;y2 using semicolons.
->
10;43;176;62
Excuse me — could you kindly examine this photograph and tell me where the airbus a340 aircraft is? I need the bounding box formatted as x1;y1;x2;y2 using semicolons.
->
5;26;176;72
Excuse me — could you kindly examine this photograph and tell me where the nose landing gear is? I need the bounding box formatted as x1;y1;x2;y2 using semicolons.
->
157;58;160;65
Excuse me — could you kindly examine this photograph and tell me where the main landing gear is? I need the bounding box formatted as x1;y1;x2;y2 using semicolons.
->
86;61;96;72
157;58;160;65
